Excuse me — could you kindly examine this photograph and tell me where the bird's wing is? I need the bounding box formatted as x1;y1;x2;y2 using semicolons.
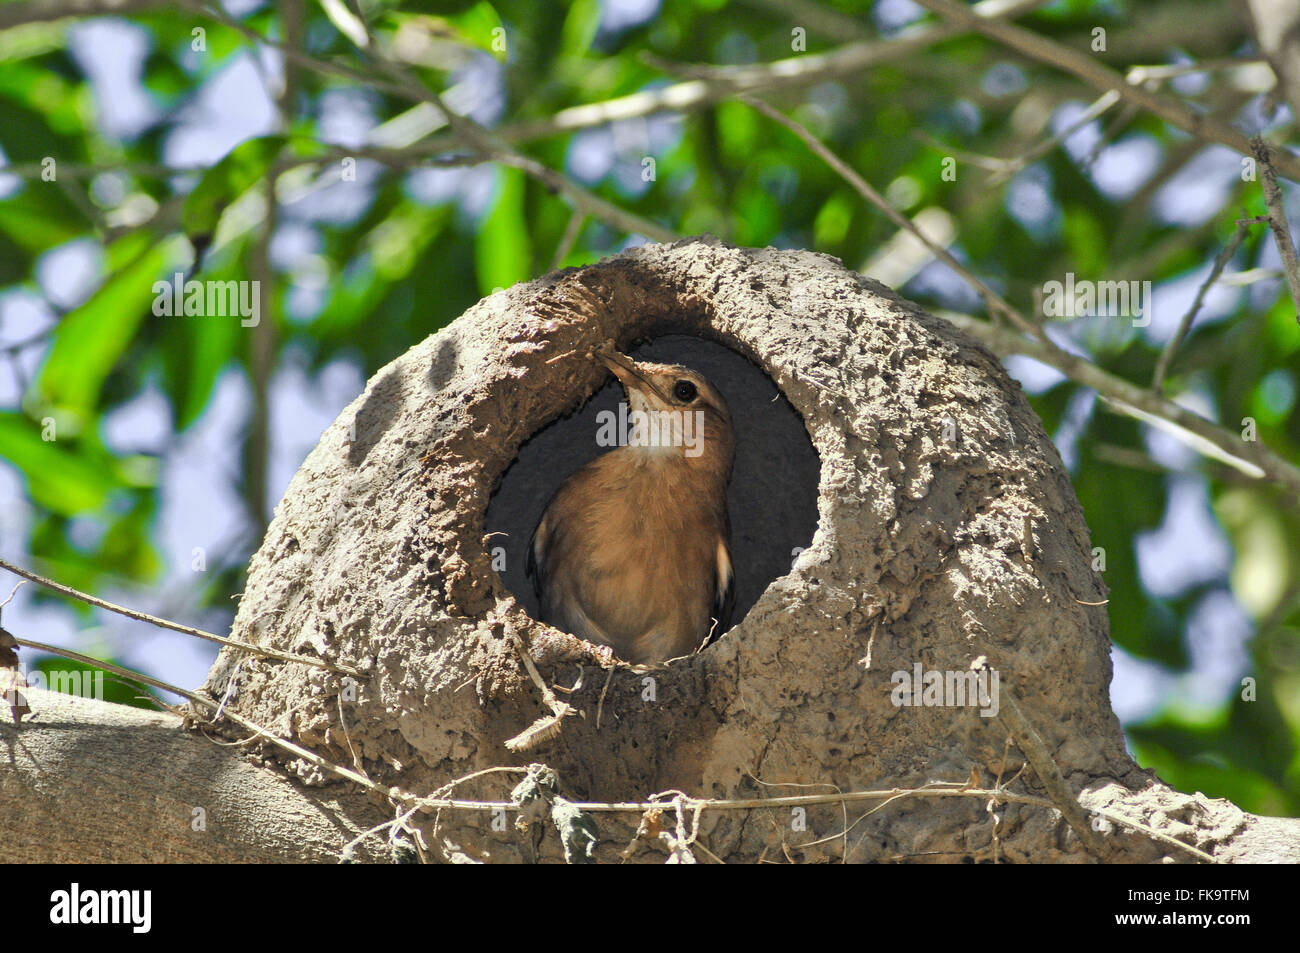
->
526;510;550;600
712;535;735;638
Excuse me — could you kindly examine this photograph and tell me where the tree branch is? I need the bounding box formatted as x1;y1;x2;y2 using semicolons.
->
745;96;1042;338
0;0;169;28
1;688;390;862
941;310;1300;498
1152;216;1264;392
914;0;1300;182
1252;136;1300;325
464;0;1050;148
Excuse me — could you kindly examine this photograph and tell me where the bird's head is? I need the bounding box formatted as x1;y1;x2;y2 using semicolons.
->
596;347;735;478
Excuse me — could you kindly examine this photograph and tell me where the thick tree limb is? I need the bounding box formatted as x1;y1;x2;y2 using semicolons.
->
1;689;390;862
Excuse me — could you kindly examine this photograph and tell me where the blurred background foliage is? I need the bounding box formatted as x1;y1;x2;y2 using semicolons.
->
0;0;1297;816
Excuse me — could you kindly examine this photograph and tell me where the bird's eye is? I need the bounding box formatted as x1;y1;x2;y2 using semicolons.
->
673;380;698;402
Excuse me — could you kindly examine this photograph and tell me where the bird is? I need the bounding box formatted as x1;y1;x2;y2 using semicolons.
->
526;346;736;665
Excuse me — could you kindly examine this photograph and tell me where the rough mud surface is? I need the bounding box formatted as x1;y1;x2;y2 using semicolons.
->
198;237;1253;863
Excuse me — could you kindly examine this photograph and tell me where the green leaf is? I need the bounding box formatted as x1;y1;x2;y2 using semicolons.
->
35;233;184;425
0;412;120;514
0;187;86;254
176;302;241;430
561;0;601;58
182;135;286;243
475;166;532;296
1062;205;1107;278
813;191;854;248
157;235;249;431
28;656;161;710
0;66;80;161
449;2;506;60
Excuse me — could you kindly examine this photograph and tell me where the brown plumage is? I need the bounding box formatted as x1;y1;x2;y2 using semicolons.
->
527;348;735;664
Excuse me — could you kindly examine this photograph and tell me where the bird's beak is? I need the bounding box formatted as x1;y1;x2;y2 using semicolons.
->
598;349;668;406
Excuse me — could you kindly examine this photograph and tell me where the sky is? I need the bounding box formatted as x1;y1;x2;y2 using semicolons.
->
0;0;1269;725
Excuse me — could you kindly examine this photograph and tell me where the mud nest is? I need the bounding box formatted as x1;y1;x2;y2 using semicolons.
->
199;236;1165;863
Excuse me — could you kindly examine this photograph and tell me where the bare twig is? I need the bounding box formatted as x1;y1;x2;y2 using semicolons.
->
750;774;851;863
939;311;1300;498
494;0;1046;147
431;86;677;241
988;89;1121;186
12;632;1214;862
192;1;413;100
0;557;362;676
1152;217;1264;392
992;676;1106;855
10;635;190;704
319;19;678;244
595;663;615;730
496;152;677;243
355;782;1216;863
1252;136;1300;325
913;0;1300;182
550;210;587;272
504;626;574;752
0;0;166;27
744;96;1043;339
0;581;24;611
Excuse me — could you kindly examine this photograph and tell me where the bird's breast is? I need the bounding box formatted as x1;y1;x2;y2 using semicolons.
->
540;450;727;663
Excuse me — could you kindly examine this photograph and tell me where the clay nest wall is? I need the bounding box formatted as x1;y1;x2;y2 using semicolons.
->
197;237;1216;863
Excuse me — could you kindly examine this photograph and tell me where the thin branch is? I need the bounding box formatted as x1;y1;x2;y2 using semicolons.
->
0;145;475;182
243;0;301;534
0;557;362;676
1127;58;1269;82
495;153;677;243
913;0;1300;182
0;0;166;28
504;627;574;752
11;634;193;702
994;676;1105;855
191;1;414;101
374;54;679;242
737;0;873;41
2;0;1044;166
939;310;1300;498
744;96;1041;339
332;782;1215;863
744;92;1295;494
13;636;429;823
918;87;1122;184
1078;99;1139;172
461;0;1050;148
1152;217;1264;392
0;581;24;611
0;328;55;357
550;210;586;272
988;89;1121;185
1252;136;1300;325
